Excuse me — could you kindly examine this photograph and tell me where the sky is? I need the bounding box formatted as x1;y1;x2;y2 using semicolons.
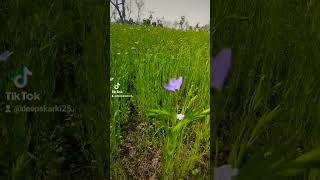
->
111;0;210;27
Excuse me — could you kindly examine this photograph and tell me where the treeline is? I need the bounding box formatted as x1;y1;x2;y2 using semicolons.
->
112;16;209;32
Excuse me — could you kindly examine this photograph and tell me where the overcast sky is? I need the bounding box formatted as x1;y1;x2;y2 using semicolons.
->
111;0;210;26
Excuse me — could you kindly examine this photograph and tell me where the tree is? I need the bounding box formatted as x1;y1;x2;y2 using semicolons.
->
195;23;200;28
110;7;118;21
135;0;145;23
142;11;154;26
126;0;133;20
184;21;190;30
148;11;154;22
179;16;185;29
195;22;200;31
157;19;163;27
122;0;126;21
110;0;127;22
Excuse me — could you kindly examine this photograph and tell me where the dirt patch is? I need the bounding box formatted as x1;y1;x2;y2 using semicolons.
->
120;120;162;179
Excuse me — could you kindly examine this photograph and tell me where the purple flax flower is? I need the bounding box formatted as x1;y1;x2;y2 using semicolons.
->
211;48;232;91
0;51;13;62
164;77;183;92
177;113;184;120
214;164;238;180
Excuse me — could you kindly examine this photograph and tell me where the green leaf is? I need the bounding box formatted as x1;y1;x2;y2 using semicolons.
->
200;108;210;116
281;147;320;169
248;75;266;112
182;95;198;114
147;109;172;117
173;118;189;132
247;105;281;147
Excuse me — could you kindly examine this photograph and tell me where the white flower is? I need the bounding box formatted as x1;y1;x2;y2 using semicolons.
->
0;51;13;62
110;77;114;81
214;164;238;180
177;113;184;120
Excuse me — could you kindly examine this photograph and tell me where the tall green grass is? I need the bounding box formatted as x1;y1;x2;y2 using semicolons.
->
212;0;320;179
111;24;210;179
0;0;109;179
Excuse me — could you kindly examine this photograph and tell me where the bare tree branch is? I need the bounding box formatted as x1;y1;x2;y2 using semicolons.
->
110;6;118;21
110;0;124;22
110;0;123;6
121;0;126;21
110;0;117;7
135;0;145;22
126;0;132;19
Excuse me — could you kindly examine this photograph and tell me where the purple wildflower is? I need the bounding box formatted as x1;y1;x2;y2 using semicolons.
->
0;51;13;62
164;77;183;92
211;48;232;91
214;164;238;180
177;113;184;120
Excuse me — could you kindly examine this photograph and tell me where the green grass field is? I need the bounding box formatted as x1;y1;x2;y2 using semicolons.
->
211;0;320;179
0;0;109;179
110;24;210;179
111;0;320;179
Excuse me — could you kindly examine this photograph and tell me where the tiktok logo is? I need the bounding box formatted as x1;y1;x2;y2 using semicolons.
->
14;66;32;89
114;83;120;90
